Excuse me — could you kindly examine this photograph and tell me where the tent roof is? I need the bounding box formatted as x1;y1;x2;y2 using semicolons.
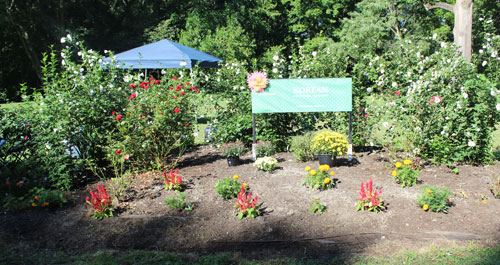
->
105;39;223;69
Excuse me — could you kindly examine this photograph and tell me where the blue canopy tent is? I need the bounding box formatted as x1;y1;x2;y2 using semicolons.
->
104;39;223;69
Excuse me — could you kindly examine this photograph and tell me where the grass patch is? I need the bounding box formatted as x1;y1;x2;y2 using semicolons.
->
2;240;500;264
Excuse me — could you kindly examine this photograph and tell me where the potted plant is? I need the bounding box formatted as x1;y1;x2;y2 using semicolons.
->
220;141;246;166
310;131;348;166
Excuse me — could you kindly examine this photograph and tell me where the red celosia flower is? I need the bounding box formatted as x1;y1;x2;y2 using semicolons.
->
172;95;177;99
24;135;28;140
173;76;178;80
112;111;117;115
163;169;182;190
236;184;258;214
395;90;400;96
180;92;185;96
128;94;137;100
169;87;174;90
155;80;161;84
143;85;149;89
115;149;122;154
364;114;369;117
116;115;123;121
149;77;154;81
185;123;190;126
160;112;163;115
141;114;146;118
186;82;191;85
87;185;112;212
129;84;137;88
358;178;382;207
174;108;180;113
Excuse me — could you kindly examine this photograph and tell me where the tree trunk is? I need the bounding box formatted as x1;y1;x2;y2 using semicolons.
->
425;0;473;62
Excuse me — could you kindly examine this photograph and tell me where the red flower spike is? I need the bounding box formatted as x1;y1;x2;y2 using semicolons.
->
116;115;123;121
141;114;146;118
174;108;180;113
172;95;177;99
155;80;161;84
128;84;137;88
115;149;122;154
395;90;400;96
186;82;191;85
180;92;185;96
128;94;137;100
185;123;190;127
149;77;154;81
173;76;178;80
112;111;117;115
169;87;173;90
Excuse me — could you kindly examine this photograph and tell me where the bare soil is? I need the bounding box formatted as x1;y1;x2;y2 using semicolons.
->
3;145;500;261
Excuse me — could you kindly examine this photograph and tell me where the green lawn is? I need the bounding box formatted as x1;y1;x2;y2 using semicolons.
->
2;241;500;264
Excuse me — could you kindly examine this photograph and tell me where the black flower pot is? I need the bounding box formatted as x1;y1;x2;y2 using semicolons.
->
227;157;240;167
318;154;334;167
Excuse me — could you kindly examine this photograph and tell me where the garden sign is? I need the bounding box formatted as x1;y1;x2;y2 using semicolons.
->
251;78;353;160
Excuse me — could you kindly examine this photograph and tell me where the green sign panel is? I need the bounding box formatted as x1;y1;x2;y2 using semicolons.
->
251;78;352;113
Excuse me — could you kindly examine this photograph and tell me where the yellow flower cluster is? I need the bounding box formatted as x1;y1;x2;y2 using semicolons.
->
319;164;330;172
310;131;348;156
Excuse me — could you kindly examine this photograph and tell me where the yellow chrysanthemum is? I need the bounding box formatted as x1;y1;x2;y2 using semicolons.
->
392;170;397;177
403;159;411;165
426;189;431;194
324;178;331;184
305;166;311;172
233;174;239;180
330;171;335;176
310;170;317;176
423;205;429;211
395;162;402;168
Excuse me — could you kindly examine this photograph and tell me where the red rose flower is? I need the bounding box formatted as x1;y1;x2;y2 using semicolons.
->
173;76;178;80
112;111;117;115
149;77;154;81
180;92;185;96
143;85;149;89
129;84;137;88
169;87;173;90
186;82;191;85
174;108;180;113
128;94;137;100
141;114;146;118
116;115;123;121
172;95;177;99
115;149;122;154
176;85;183;90
155;80;161;84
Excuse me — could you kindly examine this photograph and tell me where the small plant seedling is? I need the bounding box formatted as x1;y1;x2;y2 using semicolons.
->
309;198;327;214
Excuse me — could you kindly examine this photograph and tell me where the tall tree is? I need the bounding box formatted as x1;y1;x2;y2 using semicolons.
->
424;0;473;61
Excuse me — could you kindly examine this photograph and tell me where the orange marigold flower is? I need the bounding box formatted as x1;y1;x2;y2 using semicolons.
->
324;178;331;184
304;166;311;171
34;196;39;201
310;170;317;176
423;204;429;211
42;203;49;207
403;159;411;165
392;170;397;177
233;174;239;180
395;162;402;168
31;203;37;207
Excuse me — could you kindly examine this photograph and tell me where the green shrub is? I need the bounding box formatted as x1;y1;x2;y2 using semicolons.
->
302;165;336;190
108;75;196;169
392;160;419;187
364;37;498;164
214;177;241;200
255;141;275;156
164;191;193;211
417;185;452;213
290;132;315;162
24;39;130;190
